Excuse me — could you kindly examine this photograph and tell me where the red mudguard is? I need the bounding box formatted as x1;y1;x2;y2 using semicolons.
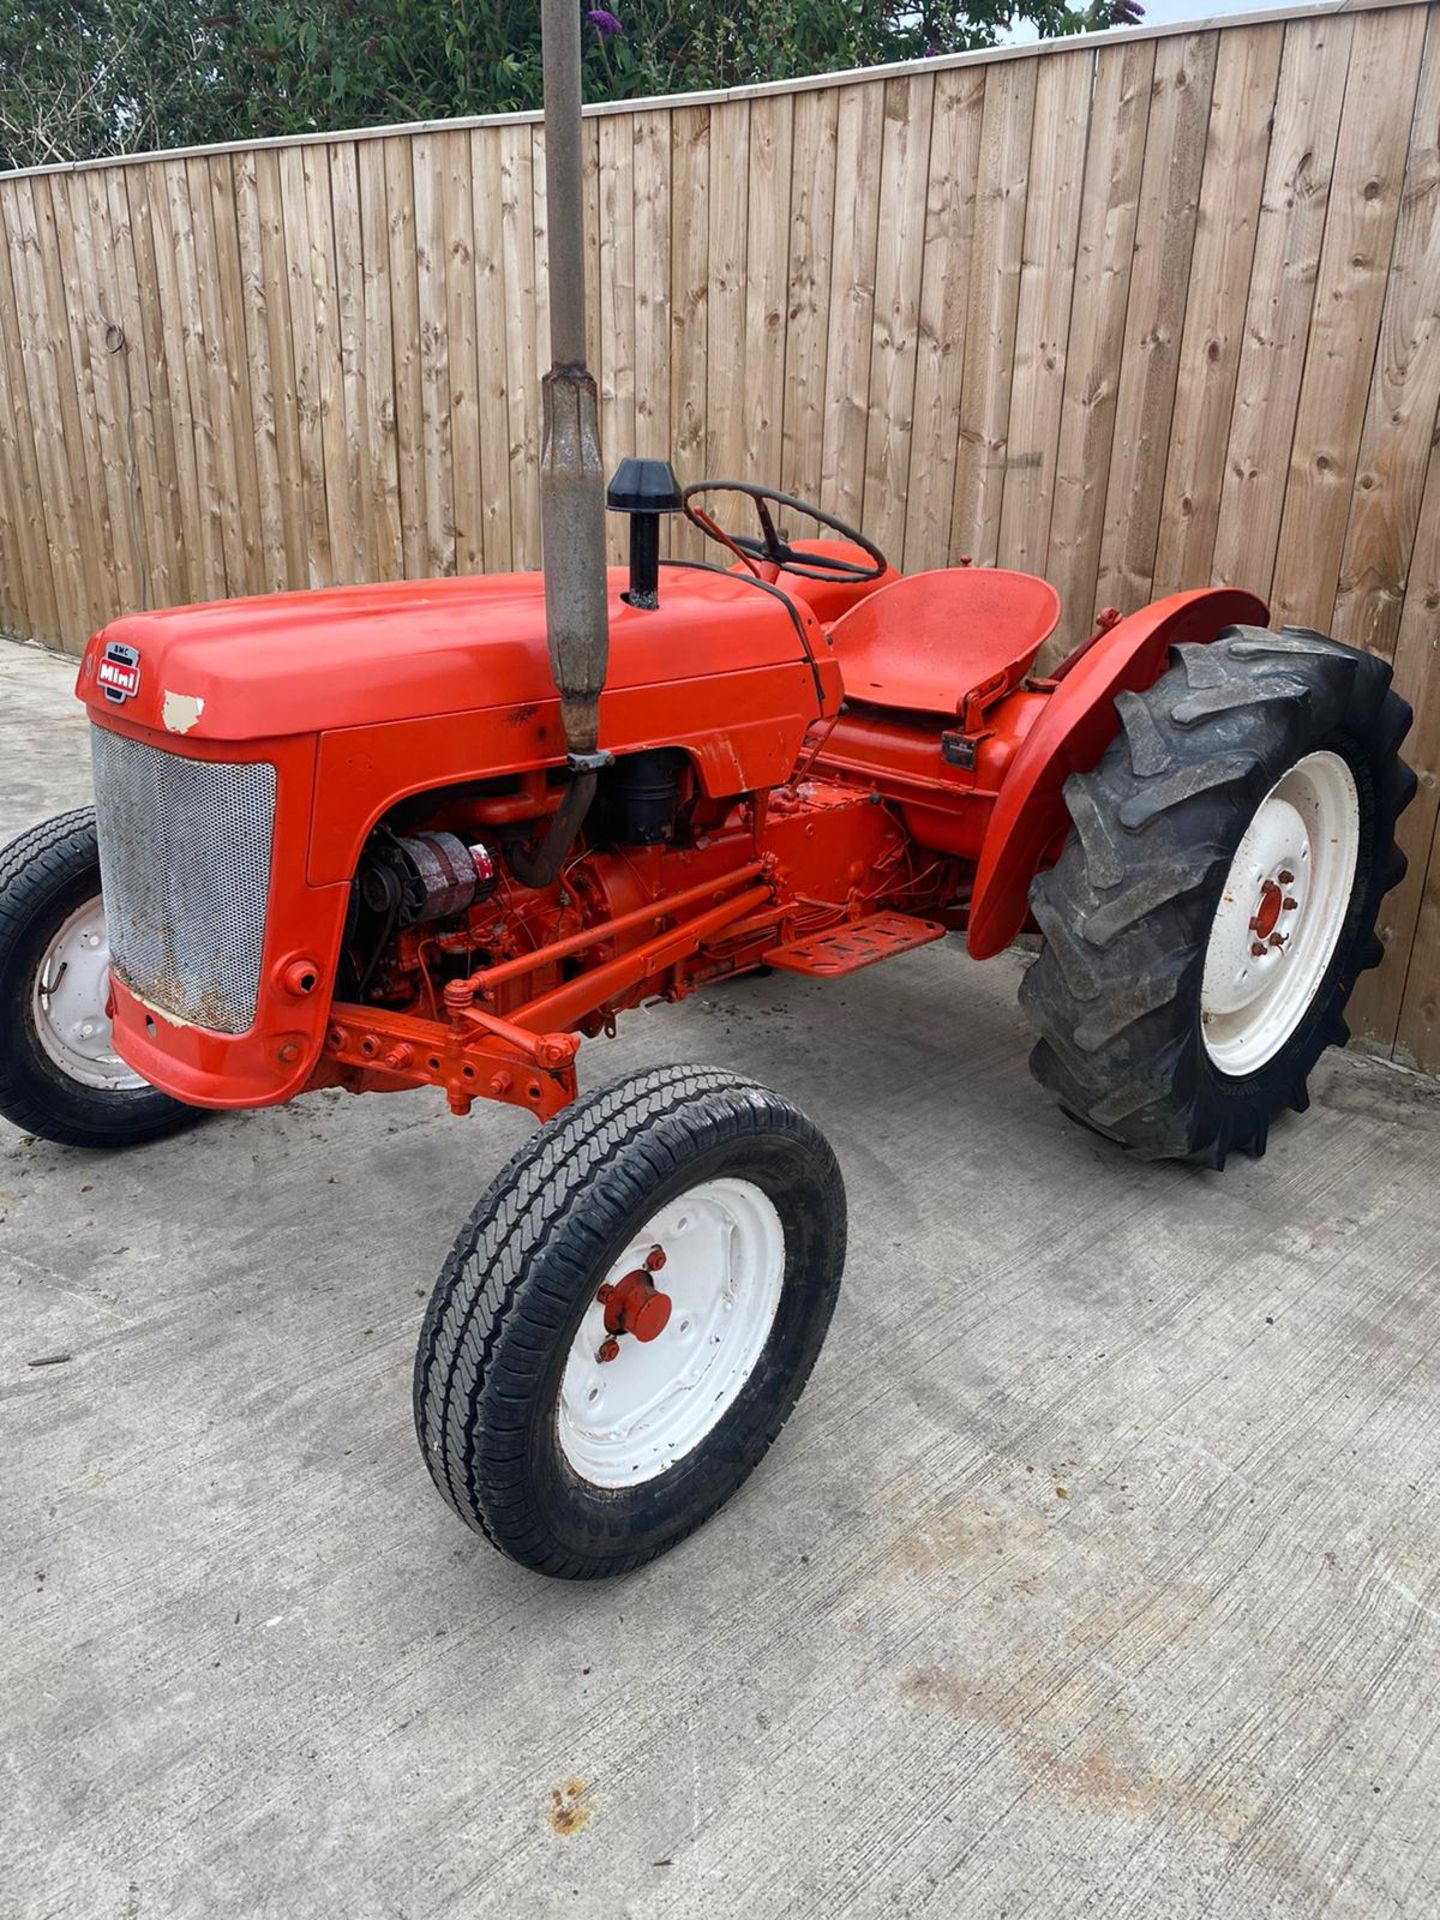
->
966;587;1269;959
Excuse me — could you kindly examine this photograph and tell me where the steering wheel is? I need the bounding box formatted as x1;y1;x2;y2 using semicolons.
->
682;482;889;584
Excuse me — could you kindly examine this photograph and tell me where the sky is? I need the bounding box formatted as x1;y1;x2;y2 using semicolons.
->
1006;0;1280;42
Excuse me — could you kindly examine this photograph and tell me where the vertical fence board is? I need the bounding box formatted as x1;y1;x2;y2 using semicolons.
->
1093;31;1218;620
328;143;373;587
278;147;334;587
706;101;750;499
997;50;1091;582
1270;5;1428;631
1045;39;1154;649
153;163;227;601
385;140;425;580
633;110;673;468
779;90;835;515
412;137;454;578
357;142;403;583
670;105;711;557
1387;440;1440;1068
599;114;637;564
1152;24;1283;601
903;68;987;575
233;153;291;592
443;129;483;578
117;167;188;607
49;175;121;620
820;84;883;526
471;127;514;576
499;122;539;571
0;191;59;639
1210;15;1354;598
1332;11;1440;659
863;75;935;564
744;94;794;496
3;179;92;641
950;61;1037;568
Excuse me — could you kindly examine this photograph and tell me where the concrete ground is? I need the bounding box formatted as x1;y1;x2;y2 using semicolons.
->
4;633;1440;1920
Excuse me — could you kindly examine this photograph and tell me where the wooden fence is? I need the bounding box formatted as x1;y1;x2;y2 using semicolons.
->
1;0;1439;1068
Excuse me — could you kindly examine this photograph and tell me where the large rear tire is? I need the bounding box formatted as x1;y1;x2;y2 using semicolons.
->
1020;628;1414;1167
0;811;200;1149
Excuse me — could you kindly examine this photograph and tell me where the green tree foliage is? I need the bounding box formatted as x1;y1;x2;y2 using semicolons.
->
0;0;1141;171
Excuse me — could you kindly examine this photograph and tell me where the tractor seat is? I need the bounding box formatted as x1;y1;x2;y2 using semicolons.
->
829;567;1061;717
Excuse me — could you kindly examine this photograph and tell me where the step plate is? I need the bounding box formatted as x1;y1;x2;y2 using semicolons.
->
764;912;947;979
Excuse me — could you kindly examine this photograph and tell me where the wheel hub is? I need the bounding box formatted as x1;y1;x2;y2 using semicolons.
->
557;1178;785;1488
31;897;146;1092
1200;751;1359;1076
596;1248;673;1355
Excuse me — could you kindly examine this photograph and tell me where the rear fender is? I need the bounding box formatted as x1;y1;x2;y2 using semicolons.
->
966;587;1269;959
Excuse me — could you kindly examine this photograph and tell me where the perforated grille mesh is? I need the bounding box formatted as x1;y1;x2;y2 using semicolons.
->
90;726;277;1035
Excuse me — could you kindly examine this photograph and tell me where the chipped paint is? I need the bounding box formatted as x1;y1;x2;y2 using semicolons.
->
131;988;195;1031
162;691;205;734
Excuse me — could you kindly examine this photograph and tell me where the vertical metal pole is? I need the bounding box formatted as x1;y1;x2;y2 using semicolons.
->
539;0;609;759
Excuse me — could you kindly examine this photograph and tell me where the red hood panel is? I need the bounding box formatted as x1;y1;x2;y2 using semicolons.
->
75;566;818;740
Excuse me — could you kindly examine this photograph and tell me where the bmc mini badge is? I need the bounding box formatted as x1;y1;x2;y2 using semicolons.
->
97;640;141;705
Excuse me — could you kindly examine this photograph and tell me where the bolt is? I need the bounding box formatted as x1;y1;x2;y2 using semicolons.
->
1269;933;1287;950
1283;896;1298;911
1278;869;1295;885
644;1246;667;1272
596;1283;615;1305
488;1071;512;1096
278;1041;300;1064
597;1337;620;1364
1251;942;1268;958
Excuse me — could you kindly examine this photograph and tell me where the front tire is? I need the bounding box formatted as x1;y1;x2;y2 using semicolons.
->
0;811;199;1149
1021;628;1414;1166
414;1065;846;1578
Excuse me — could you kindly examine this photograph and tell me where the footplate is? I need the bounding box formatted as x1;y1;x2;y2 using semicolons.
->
764;912;947;978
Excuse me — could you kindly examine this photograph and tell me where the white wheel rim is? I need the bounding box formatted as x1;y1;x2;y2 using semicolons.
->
30;896;146;1092
557;1177;785;1489
1201;750;1360;1077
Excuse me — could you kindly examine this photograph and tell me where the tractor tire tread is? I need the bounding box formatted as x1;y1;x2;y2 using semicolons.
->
1020;627;1413;1164
414;1065;843;1579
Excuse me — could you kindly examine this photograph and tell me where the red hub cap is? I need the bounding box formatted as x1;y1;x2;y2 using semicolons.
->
597;1266;673;1345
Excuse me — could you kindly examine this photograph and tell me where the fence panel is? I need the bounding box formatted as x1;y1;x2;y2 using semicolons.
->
1;0;1439;1065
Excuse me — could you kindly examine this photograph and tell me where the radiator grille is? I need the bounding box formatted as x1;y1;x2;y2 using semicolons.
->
90;726;277;1035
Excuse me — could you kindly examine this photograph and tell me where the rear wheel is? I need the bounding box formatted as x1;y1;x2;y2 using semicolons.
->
0;811;199;1148
414;1065;846;1578
1020;628;1414;1166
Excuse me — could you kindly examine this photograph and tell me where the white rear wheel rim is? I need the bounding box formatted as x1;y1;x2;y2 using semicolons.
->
30;896;146;1092
557;1177;785;1488
1200;749;1360;1076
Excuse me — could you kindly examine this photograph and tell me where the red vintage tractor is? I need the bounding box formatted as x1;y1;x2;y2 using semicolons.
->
0;8;1414;1579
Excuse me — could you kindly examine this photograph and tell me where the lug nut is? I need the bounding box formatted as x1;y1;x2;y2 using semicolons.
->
1283;896;1298;910
644;1246;667;1272
1269;933;1287;949
1278;869;1295;885
597;1337;620;1364
1251;942;1267;958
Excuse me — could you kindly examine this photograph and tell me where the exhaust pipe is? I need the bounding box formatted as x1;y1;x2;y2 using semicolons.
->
539;0;609;764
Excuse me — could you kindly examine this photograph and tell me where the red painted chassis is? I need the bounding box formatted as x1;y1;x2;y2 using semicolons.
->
76;552;1265;1126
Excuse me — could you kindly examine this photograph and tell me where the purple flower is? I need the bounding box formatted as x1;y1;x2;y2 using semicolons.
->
586;8;622;35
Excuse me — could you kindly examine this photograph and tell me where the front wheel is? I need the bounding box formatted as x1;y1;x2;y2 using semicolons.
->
414;1065;846;1578
1021;627;1415;1166
0;811;202;1149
